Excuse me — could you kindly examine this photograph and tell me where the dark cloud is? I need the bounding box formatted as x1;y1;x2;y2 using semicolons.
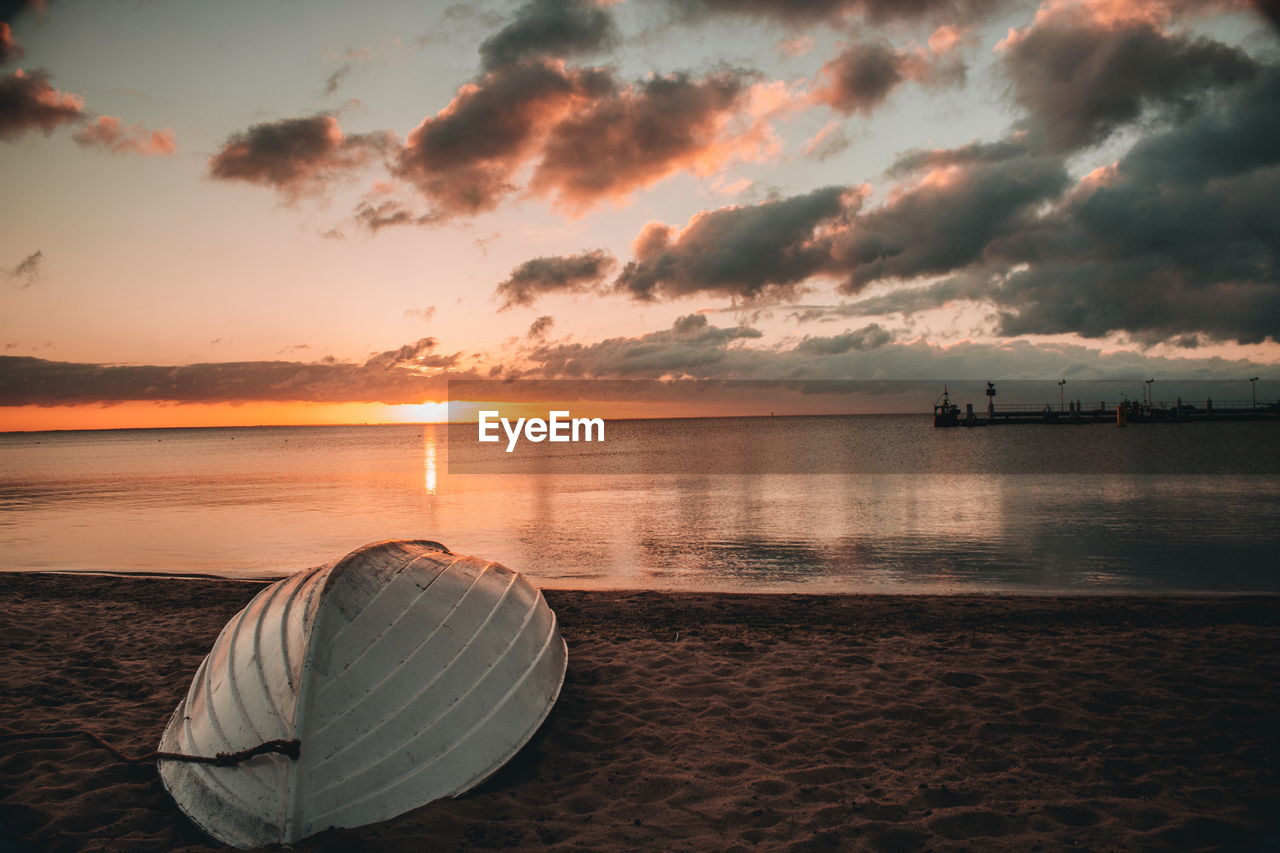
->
829;144;1069;290
354;199;439;231
662;0;854;23
72;116;174;155
0;339;466;406
6;249;40;289
806;67;1280;345
615;185;861;302
788;277;989;322
604;152;1065;301
361;337;458;371
394;61;771;218
528;315;556;339
0;21;22;64
813;40;962;116
661;0;1011;26
530;69;767;212
0;0;46;22
479;0;617;71
496;249;616;308
817;42;905;114
520;48;1273;347
0;68;83;140
794;324;892;354
600;154;1065;305
1258;0;1280;30
1002;1;1257;152
524;313;763;377
886;138;1029;176
393;61;612;216
519;313;1273;383
323;63;352;97
1114;67;1280;185
323;46;374;95
209;114;393;198
987;68;1280;344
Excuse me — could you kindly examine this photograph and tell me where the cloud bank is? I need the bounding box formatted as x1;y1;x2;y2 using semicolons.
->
517;314;1273;382
3;316;1275;408
495;11;1280;348
0;339;464;406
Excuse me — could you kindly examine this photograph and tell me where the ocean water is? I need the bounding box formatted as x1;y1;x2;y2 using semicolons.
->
1;416;1277;592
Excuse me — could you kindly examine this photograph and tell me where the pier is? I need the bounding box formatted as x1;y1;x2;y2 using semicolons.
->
933;384;1280;427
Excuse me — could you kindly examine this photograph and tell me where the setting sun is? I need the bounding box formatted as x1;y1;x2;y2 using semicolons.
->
382;401;450;424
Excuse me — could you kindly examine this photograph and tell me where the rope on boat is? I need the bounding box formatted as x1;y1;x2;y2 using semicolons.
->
0;729;300;766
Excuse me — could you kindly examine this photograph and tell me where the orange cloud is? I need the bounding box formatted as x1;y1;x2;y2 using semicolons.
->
393;60;602;216
73;116;175;156
0;22;23;65
928;24;968;54
530;71;782;213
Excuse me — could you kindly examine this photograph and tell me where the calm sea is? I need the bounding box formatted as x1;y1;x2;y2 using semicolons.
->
1;416;1277;592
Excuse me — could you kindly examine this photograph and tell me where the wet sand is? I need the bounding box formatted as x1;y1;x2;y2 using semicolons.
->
1;573;1278;851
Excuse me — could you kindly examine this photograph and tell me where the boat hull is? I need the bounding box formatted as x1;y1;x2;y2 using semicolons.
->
158;540;568;848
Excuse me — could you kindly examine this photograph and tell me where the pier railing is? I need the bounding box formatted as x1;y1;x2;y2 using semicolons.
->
939;391;1278;426
992;403;1064;413
1188;399;1279;410
990;399;1278;414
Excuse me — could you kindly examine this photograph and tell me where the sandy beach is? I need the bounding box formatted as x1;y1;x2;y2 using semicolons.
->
1;573;1277;852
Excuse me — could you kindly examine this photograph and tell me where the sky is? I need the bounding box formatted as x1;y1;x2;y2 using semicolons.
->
0;0;1277;429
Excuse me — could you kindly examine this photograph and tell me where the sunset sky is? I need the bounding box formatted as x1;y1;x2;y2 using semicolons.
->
1;0;1277;429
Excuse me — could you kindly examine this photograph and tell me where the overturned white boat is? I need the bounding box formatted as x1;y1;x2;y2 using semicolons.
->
157;540;567;848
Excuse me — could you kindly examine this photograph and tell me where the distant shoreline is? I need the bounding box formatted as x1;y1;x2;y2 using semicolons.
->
3;569;1280;598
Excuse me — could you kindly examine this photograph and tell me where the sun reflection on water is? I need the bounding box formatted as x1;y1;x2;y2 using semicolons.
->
423;433;438;495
